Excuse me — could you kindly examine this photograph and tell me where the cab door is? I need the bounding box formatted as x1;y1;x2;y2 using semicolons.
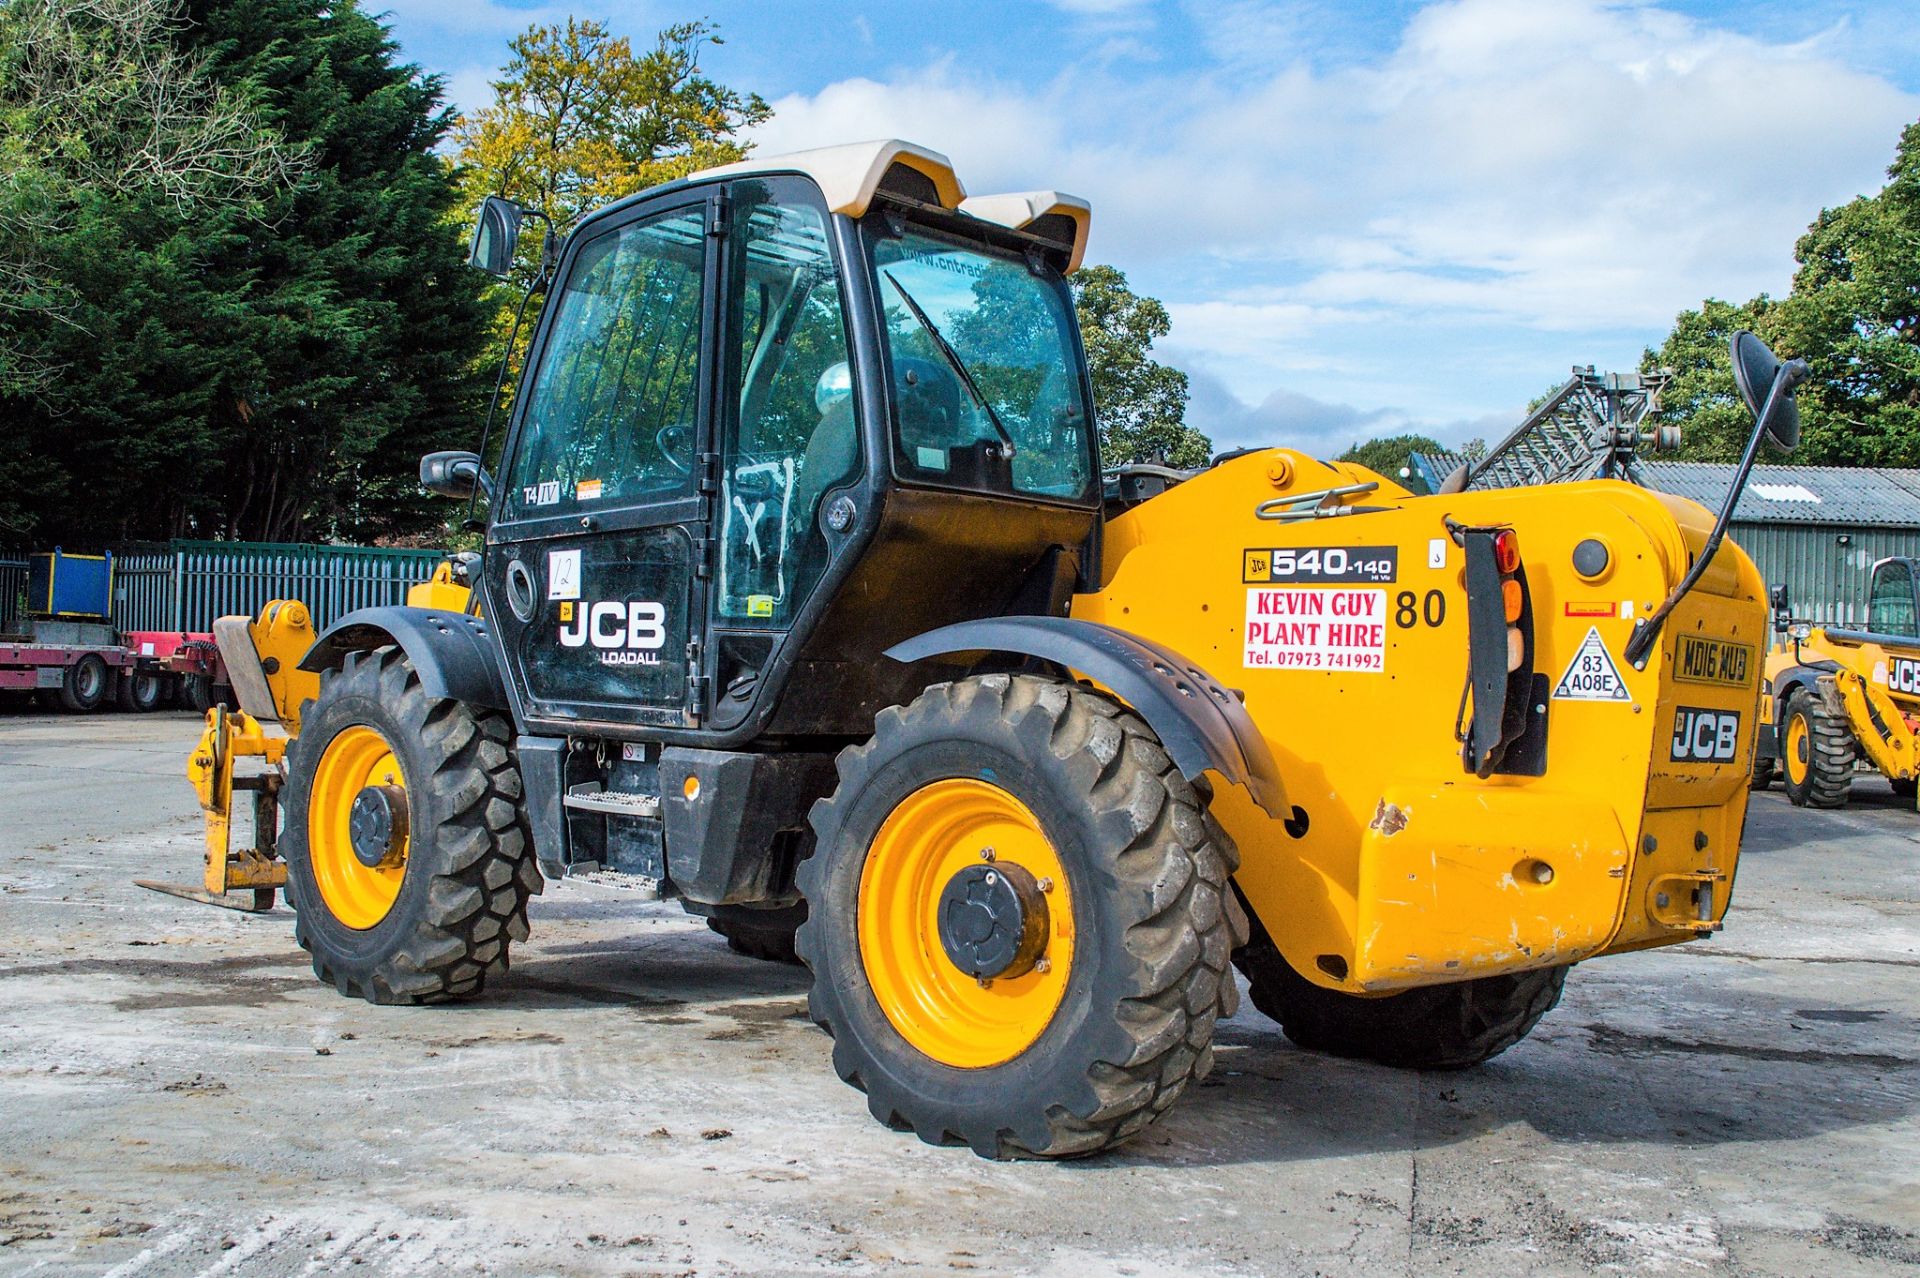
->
483;196;720;731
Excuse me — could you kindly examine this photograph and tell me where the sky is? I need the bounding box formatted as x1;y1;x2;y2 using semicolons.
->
376;0;1920;458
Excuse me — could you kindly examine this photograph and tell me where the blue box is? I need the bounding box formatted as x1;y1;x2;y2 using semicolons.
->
27;547;113;620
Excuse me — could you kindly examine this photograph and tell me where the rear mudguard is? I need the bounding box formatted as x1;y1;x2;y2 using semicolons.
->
887;616;1288;819
299;606;510;713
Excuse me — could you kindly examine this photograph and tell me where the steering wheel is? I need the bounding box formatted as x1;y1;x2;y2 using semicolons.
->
656;422;694;474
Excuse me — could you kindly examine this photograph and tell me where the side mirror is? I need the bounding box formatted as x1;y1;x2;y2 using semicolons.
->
1770;583;1791;633
420;450;490;501
467;196;525;278
1730;330;1807;452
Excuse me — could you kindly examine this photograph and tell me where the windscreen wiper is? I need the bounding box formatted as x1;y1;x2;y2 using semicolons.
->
882;270;1017;457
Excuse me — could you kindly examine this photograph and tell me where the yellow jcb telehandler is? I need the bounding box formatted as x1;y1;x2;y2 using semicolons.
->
152;141;1802;1158
1755;558;1920;807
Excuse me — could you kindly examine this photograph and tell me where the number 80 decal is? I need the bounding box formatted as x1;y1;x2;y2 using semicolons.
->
1393;590;1447;628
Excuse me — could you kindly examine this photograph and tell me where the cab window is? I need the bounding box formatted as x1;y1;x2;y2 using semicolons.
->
869;223;1094;503
717;182;859;626
1869;561;1917;636
501;206;706;521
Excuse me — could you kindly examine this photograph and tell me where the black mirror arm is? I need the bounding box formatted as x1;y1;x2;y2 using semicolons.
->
1623;357;1808;669
464;265;551;527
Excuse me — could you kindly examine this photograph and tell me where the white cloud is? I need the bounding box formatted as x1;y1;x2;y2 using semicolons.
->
1186;370;1515;457
749;0;1918;433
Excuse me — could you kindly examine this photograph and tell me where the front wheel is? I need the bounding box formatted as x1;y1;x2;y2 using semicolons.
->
1780;689;1854;809
1235;930;1566;1070
798;674;1239;1159
281;646;541;1004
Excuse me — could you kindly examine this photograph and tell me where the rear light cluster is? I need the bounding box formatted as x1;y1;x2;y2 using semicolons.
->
1455;522;1537;778
1496;530;1525;672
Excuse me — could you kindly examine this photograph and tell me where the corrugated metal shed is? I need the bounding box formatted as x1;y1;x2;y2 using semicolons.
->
1639;463;1920;528
1642;464;1920;627
1400;454;1920;626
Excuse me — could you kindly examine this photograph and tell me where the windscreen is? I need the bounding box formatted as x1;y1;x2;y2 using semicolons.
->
870;225;1094;502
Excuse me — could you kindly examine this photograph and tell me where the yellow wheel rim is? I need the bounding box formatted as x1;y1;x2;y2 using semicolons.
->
857;778;1075;1069
307;725;409;930
1785;713;1810;786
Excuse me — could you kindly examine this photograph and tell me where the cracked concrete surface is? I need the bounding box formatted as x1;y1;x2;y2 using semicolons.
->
1;708;1916;1276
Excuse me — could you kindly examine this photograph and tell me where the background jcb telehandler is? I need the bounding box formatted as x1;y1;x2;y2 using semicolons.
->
158;141;1804;1159
1754;559;1920;807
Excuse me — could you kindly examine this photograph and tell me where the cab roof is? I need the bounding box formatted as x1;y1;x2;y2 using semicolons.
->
692;139;1092;272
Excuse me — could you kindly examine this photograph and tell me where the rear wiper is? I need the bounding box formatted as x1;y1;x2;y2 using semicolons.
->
882;270;1017;457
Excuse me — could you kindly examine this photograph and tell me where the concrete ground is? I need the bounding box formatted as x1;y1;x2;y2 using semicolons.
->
0;708;1916;1278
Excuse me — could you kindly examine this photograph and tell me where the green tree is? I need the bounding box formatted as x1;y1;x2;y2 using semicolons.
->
0;0;295;539
1;0;493;545
1769;119;1920;467
1072;264;1210;467
1641;297;1775;462
1647;118;1920;468
1338;434;1444;488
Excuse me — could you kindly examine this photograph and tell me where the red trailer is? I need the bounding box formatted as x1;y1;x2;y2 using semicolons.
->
0;550;231;713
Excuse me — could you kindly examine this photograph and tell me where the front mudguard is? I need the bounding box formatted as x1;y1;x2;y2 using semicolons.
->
298;606;510;712
886;616;1288;819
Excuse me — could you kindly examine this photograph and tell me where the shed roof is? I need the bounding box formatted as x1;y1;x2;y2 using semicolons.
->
1639;462;1920;529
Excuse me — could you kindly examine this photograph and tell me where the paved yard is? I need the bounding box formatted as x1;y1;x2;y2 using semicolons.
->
1;708;1916;1276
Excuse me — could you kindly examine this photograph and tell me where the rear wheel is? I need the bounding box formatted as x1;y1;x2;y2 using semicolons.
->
1750;751;1776;789
1780;689;1854;808
58;655;108;713
281;646;540;1004
181;674;216;713
116;669;163;713
705;902;805;964
798;673;1238;1159
1236;929;1566;1070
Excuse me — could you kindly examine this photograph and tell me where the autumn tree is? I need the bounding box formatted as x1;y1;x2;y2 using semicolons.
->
452;18;769;273
1072;265;1210;467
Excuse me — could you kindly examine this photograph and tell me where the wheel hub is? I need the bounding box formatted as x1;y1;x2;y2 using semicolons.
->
937;862;1049;980
348;785;408;868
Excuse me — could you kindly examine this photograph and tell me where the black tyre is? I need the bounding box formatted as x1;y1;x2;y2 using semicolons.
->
181;673;216;713
1750;751;1776;789
281;646;541;1004
57;654;108;713
705;902;805;964
115;668;164;713
1780;688;1854;809
1889;777;1916;798
798;673;1239;1159
1236;929;1566;1070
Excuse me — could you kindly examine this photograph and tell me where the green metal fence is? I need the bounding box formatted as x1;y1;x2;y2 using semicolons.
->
0;555;23;634
112;541;446;634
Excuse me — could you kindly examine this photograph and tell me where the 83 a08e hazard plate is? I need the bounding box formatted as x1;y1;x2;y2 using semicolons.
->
1553;626;1630;702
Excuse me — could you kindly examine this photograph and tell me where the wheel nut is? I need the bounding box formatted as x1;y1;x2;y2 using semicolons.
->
979;847;996;861
1530;862;1554;885
1035;957;1051;974
976;976;992;989
1037;876;1053;893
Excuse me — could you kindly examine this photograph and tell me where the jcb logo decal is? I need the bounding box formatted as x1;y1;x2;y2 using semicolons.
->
1670;707;1741;763
1889;656;1920;695
559;600;666;666
1674;635;1752;688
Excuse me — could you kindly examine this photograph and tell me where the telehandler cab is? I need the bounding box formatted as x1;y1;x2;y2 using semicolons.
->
167;141;1802;1158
